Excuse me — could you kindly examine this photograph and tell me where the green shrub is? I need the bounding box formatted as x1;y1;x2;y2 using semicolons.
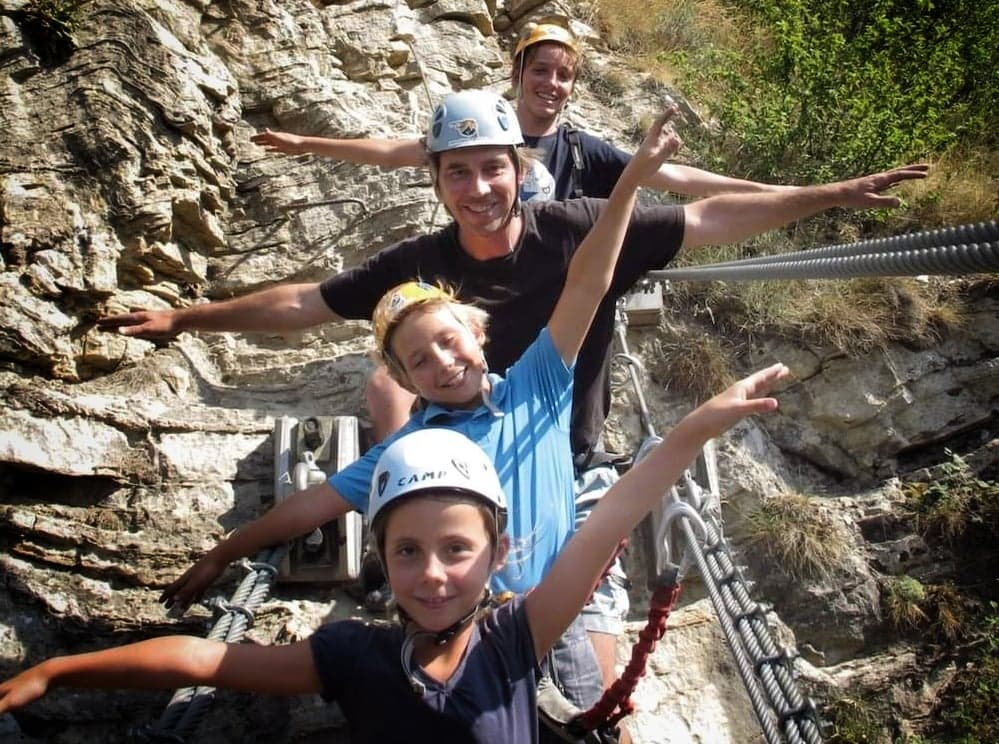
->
825;696;888;743
671;0;999;185
938;604;999;743
902;451;999;544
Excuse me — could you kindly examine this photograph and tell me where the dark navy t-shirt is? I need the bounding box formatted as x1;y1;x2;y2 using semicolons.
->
309;598;541;743
523;124;631;201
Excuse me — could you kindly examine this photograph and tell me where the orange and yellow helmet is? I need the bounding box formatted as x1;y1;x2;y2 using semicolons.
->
513;22;580;61
372;281;455;352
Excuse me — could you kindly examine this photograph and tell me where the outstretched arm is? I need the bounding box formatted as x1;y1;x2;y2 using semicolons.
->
645;163;798;197
680;164;929;249
160;482;353;612
0;635;321;714
526;363;791;658
547;106;681;364
97;283;337;340
250;130;426;170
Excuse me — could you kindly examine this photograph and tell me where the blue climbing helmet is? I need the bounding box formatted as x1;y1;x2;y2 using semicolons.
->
426;90;524;154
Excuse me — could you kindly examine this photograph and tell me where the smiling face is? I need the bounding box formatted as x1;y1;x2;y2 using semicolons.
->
515;42;577;129
388;305;487;409
435;145;521;239
383;496;506;633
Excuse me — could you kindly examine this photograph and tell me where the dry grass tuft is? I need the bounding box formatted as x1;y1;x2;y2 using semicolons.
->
745;491;850;580
902;147;999;228
595;0;734;54
663;272;967;357
643;324;734;403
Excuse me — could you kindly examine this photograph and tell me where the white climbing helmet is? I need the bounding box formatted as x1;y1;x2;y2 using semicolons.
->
426;90;524;154
368;428;506;528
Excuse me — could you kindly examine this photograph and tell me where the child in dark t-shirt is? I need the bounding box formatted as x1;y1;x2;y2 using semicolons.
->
0;371;790;742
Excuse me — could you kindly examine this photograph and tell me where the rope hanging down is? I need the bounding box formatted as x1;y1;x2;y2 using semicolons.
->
647;220;998;282
573;578;682;735
133;545;287;743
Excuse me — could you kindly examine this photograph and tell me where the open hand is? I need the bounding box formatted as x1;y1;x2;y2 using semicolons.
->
835;163;930;209
0;666;49;715
629;104;682;182
250;129;305;155
159;554;228;614
96;310;180;340
685;363;791;441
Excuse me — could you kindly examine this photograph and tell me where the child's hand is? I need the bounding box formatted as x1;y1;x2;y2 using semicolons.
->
159;553;229;614
627;104;682;182
683;363;791;442
0;665;50;714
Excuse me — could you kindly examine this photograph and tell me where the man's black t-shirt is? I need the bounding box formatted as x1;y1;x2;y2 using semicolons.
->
320;198;684;458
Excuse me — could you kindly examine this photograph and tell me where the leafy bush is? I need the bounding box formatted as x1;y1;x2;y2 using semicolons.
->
670;0;999;184
902;450;999;544
937;604;999;743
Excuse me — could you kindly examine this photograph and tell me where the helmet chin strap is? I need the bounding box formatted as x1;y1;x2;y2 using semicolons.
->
479;356;502;417
399;588;494;695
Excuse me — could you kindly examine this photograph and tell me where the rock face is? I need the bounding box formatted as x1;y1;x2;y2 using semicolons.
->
1;1;996;742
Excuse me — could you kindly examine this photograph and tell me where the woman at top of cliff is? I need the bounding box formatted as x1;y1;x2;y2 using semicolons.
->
248;19;796;203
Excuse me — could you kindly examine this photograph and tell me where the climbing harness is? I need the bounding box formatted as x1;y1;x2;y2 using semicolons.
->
567;128;586;199
647;220;999;282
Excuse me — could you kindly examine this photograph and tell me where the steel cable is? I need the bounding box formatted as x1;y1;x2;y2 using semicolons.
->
133;545;287;742
646;221;999;282
672;221;997;268
687;475;822;744
676;508;784;743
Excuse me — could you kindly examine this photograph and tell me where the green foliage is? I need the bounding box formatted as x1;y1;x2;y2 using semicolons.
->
825;696;888;743
670;0;998;183
883;575;929;631
938;604;999;743
902;450;999;544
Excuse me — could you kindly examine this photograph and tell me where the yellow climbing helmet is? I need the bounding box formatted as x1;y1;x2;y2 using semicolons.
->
372;281;455;352
513;21;580;61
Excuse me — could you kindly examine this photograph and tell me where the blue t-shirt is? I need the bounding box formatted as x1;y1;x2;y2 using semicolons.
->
522;124;630;202
310;597;540;743
329;328;575;594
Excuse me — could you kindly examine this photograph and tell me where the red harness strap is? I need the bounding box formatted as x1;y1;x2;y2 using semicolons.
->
574;582;682;732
